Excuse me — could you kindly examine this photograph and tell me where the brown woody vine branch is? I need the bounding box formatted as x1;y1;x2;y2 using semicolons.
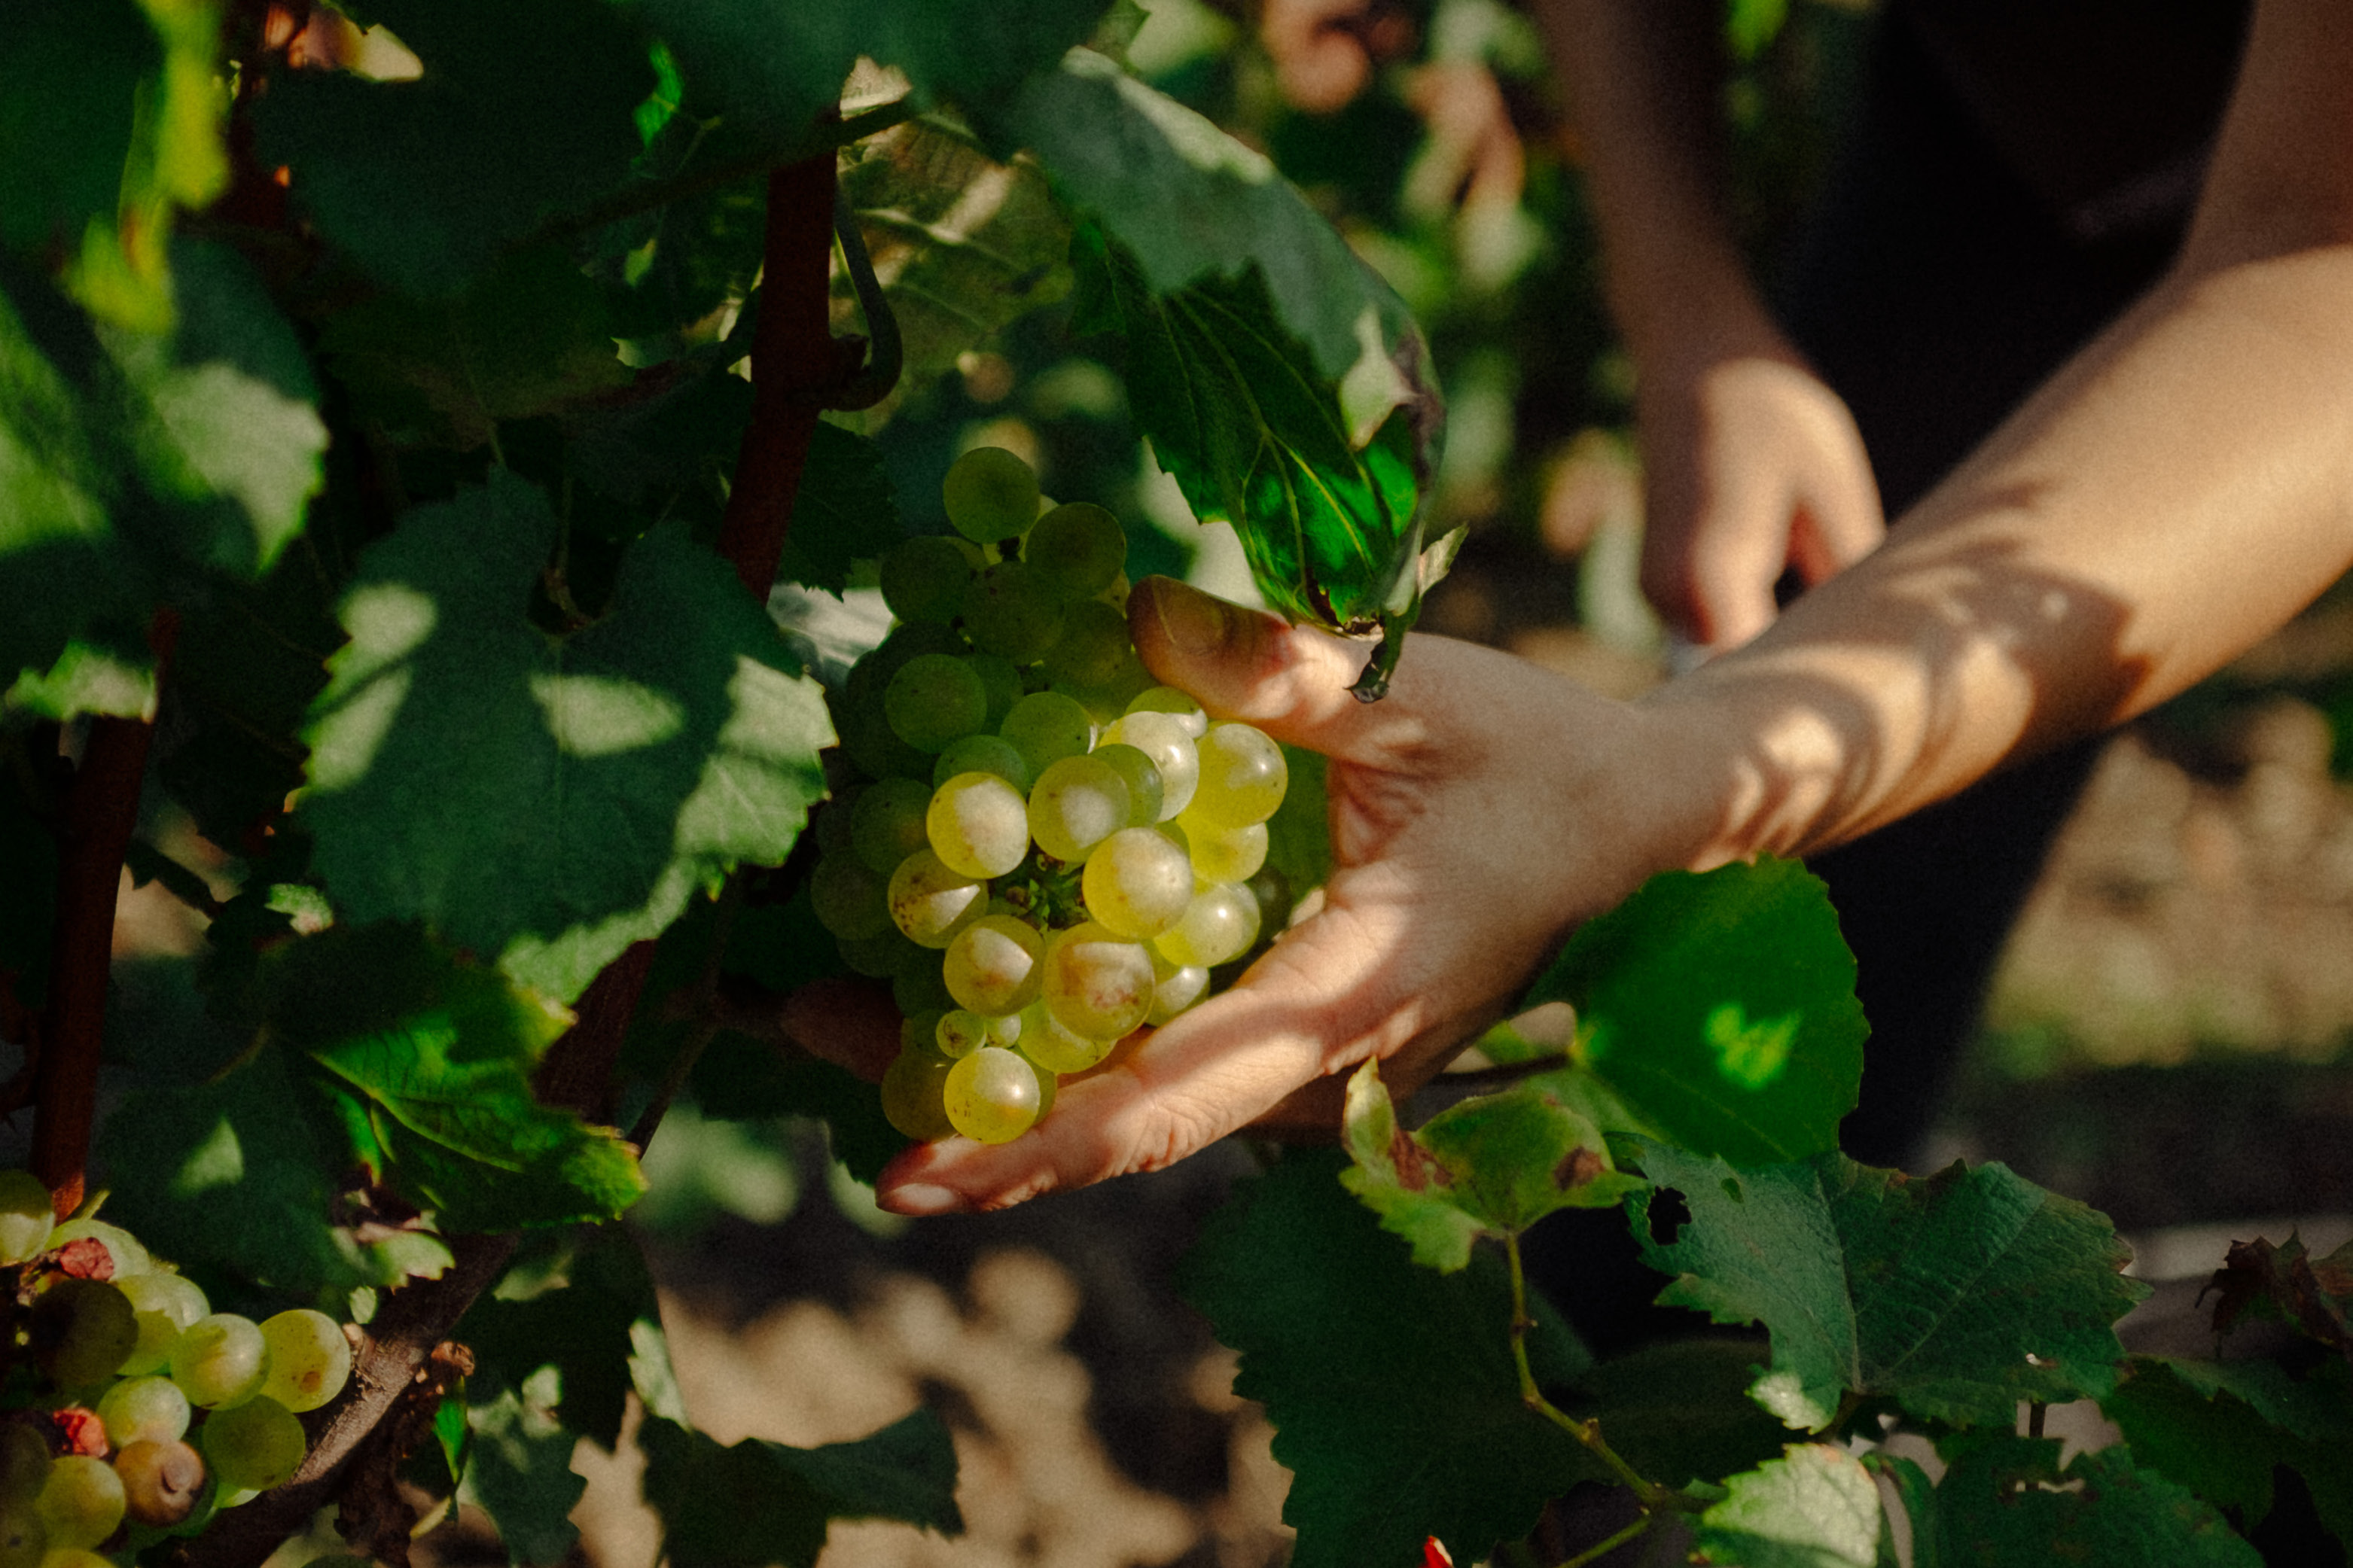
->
33;610;180;1219
179;152;852;1568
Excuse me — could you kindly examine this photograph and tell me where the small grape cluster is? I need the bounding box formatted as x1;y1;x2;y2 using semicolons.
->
0;1172;355;1563
813;448;1291;1147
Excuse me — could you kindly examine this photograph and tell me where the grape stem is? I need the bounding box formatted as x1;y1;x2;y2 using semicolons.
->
1503;1233;1699;1522
34;608;179;1219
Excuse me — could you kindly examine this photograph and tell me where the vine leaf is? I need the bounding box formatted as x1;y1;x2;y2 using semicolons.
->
2205;1232;2353;1356
319;245;632;451
253;0;651;298
2102;1356;2353;1544
460;1366;584;1568
1520;856;1866;1168
635;0;1108;154
1556;1339;1792;1492
1340;1060;1641;1274
459;1226;663;1453
1632;1145;2147;1429
298;470;834;1002
776;424;900;597
1181;1149;1600;1568
1;244;326;703
639;1409;963;1568
1690;1444;1880;1568
834;116;1073;419
1880;1434;2263;1567
260;924;646;1233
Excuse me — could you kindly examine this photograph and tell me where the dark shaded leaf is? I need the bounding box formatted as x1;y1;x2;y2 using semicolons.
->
1181;1149;1596;1568
1632;1146;2147;1429
462;1366;584;1566
1885;1433;2262;1567
778;424;898;595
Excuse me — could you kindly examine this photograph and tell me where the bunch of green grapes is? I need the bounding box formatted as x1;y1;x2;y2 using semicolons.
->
0;1173;357;1561
812;447;1293;1148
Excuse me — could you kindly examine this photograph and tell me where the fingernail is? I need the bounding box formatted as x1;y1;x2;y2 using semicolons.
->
1149;579;1237;659
877;1183;967;1216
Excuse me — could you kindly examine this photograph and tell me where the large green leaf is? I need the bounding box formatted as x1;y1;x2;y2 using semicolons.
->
1181;1149;1597;1568
319;245;632;451
2102;1356;2353;1544
1522;857;1866;1168
635;0;1108;153
0;2;156;254
1883;1434;2262;1567
1691;1445;1881;1568
1071;228;1431;653
1632;1146;2147;1430
1;247;325;701
261;924;645;1232
1556;1338;1791;1491
1340;1060;1641;1273
298;470;834;1001
776;423;899;596
460;1227;663;1453
254;0;651;297
639;1409;962;1568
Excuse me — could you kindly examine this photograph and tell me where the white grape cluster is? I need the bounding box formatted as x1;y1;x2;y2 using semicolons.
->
813;448;1289;1146
0;1173;355;1561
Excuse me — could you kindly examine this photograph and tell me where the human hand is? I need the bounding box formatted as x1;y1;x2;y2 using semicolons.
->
1635;346;1884;652
873;578;1712;1214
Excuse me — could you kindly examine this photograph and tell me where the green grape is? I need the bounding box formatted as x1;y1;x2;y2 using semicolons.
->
942;446;1041;544
941;915;1045;1015
879;534;975;624
1026;755;1129;863
810;855;892;942
33;1458;120;1551
837;928;918;979
1088;744;1163;827
1125;686;1208;737
1101;712;1199;821
200;1396;305;1492
1080;829;1193;940
1027;503;1126;601
901;1009;949;1055
0;1428;50;1506
935;1011;992;1059
926;773;1031;879
881;1049;956;1140
839;701;933;781
113;1439;204;1529
96;1376;190;1448
38;1548;110;1568
119;1273;214;1388
1041;923;1156;1040
884;653;988;754
1041;600;1133;691
998;692;1093;779
1029;1058;1059;1121
1153;882;1263;968
1016;1003;1113;1073
48;1221;147;1279
942;1048;1041;1143
169;1314;267;1409
1184;818;1267;884
965;653;1024;730
850;778;934;877
0;1173;52;1264
1185;723;1288;828
258;1310;352;1414
0;1499;38;1568
30;1281;137;1390
885;851;987;948
931;734;1032;793
1148;954;1211;1025
892;961;958;1021
962;561;1065;664
844;623;964;711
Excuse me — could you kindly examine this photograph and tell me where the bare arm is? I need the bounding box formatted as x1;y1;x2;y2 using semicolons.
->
1532;0;1883;647
872;0;2353;1215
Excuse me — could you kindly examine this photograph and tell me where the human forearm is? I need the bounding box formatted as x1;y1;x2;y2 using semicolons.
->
1645;243;2353;863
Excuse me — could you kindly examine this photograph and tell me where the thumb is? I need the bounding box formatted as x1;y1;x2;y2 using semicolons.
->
1126;577;1386;760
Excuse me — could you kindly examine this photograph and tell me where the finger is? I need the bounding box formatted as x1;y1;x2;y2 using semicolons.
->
875;897;1432;1213
1127;577;1401;760
1791;431;1885;585
1679;483;1788;650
